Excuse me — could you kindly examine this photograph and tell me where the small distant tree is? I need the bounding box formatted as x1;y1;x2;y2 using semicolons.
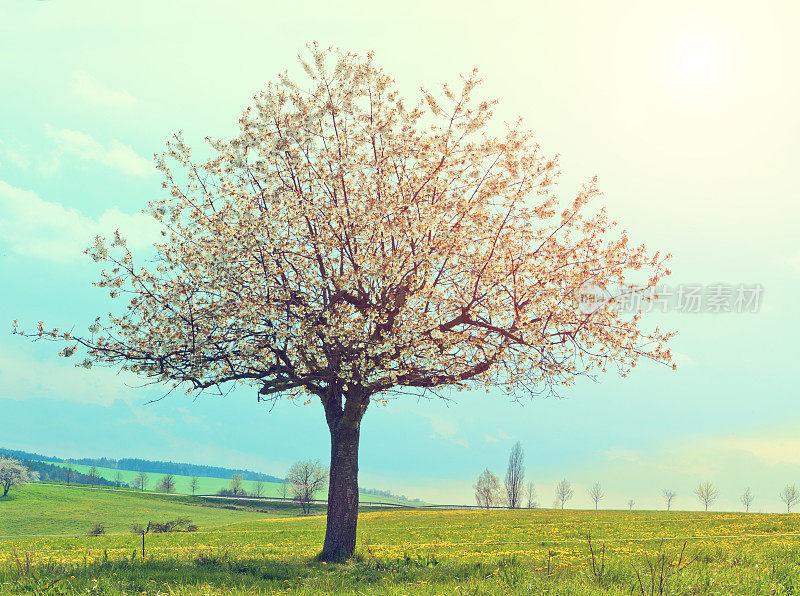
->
526;481;539;509
694;482;718;512
740;487;754;512
189;476;200;496
287;460;328;514
253;480;265;498
136;471;149;492
114;471;124;488
588;482;605;510
281;481;288;500
628;498;635;511
662;489;677;511
88;466;98;488
780;484;799;513
229;474;246;496
0;457;39;497
157;474;176;493
504;441;525;509
474;468;501;509
554;479;574;510
65;463;73;486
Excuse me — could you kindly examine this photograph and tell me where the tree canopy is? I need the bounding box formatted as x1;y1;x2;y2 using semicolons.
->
18;46;672;401
0;457;38;497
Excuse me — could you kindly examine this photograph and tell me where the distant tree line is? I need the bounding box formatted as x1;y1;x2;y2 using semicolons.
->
357;487;424;503
212;463;330;514
472;445;800;514
1;447;424;504
12;460;119;488
0;448;285;484
110;459;284;483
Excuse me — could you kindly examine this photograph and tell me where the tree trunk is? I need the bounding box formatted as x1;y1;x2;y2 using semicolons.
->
320;388;367;561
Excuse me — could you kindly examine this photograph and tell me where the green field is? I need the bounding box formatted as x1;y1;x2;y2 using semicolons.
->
0;484;300;538
42;461;414;505
3;484;800;594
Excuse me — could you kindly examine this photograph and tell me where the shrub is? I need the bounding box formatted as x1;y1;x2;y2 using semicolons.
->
216;488;249;497
147;517;195;533
88;523;106;536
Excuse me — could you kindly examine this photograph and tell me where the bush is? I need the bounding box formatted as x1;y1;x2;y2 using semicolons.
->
88;523;106;536
146;517;195;533
216;488;249;497
149;522;172;533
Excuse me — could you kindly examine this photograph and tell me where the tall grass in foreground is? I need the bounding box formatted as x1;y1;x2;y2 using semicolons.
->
3;536;800;594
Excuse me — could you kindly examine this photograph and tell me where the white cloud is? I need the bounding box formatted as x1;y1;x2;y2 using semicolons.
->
121;405;175;428
0;139;31;170
0;346;147;406
45;126;152;177
72;71;138;109
712;436;800;467
672;351;696;367
484;429;511;443
37;157;61;176
603;446;640;462
2;126;151;178
426;414;469;448
0;180;161;262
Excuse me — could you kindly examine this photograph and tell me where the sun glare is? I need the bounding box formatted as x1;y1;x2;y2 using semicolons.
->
675;38;721;83
658;24;736;99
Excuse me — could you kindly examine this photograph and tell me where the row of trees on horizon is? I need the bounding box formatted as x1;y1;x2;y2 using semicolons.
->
0;455;320;504
0;446;420;503
6;449;799;513
0;456;416;512
0;447;284;484
475;442;800;513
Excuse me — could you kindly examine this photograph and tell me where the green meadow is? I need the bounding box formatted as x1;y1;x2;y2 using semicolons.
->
0;484;292;538
3;484;800;594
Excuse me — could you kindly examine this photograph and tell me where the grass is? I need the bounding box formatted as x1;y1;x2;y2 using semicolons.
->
3;485;800;594
40;461;415;504
0;484;303;538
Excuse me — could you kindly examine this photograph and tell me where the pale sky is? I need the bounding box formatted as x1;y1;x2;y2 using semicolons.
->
1;0;799;512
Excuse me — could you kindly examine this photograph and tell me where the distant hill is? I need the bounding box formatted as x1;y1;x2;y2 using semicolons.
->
0;446;424;504
23;460;120;488
0;447;285;483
